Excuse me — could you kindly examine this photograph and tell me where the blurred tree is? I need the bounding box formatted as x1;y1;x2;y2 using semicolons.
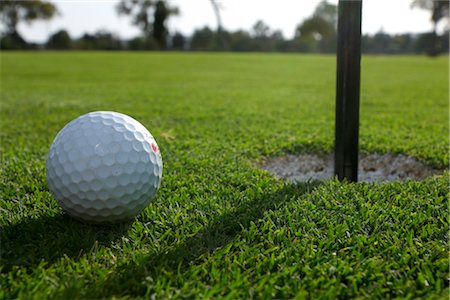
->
362;32;432;54
295;17;335;52
411;0;449;55
116;0;178;49
296;17;334;39
0;0;57;34
171;32;185;50
93;31;122;50
412;0;449;31
228;30;252;51
153;1;172;48
372;30;392;53
294;0;337;53
250;20;271;51
390;34;414;53
313;0;338;28
127;36;158;50
413;31;445;54
268;30;286;52
0;31;28;49
73;31;122;50
190;26;215;51
250;21;286;52
270;30;293;52
210;0;226;50
73;33;93;50
47;29;71;49
252;20;270;38
0;0;57;49
441;30;449;53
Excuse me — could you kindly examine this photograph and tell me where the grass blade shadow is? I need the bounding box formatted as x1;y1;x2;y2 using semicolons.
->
100;181;321;297
1;214;131;271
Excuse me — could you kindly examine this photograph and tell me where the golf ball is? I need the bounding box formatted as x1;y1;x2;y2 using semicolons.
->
46;111;163;223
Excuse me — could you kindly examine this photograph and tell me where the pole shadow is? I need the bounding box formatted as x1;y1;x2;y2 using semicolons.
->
1;213;131;272
96;181;321;297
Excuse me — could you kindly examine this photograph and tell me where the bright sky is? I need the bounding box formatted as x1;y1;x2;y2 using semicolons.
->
18;0;434;43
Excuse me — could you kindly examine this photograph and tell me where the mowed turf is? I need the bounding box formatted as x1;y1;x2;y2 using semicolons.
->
0;52;448;299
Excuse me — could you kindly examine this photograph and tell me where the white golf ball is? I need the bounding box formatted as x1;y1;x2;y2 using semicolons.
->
46;111;163;223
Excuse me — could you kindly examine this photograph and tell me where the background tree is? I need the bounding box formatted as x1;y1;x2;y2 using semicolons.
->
127;36;158;50
0;0;57;49
190;26;215;51
228;30;252;52
411;0;449;55
295;17;335;52
252;20;270;39
0;30;28;49
372;31;392;53
73;30;122;50
47;29;71;49
153;0;176;49
210;0;226;50
412;0;449;32
251;20;276;51
294;0;337;53
171;32;186;50
313;0;338;28
116;0;178;49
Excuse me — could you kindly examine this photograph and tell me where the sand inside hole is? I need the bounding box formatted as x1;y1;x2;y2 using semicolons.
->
260;153;443;183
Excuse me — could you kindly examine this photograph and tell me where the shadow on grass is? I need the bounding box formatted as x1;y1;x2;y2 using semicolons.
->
97;181;321;297
1;213;131;271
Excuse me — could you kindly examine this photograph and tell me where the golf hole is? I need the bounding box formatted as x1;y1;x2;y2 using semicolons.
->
260;153;443;183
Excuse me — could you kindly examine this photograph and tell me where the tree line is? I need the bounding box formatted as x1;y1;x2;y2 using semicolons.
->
1;0;448;56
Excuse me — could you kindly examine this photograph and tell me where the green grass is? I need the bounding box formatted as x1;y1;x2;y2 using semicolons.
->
1;52;448;299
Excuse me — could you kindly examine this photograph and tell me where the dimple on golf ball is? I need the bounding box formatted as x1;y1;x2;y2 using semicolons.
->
46;111;163;223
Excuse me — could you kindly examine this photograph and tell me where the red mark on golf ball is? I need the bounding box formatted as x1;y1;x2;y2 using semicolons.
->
151;143;158;153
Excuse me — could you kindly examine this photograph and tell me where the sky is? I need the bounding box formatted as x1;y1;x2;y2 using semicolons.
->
16;0;435;43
